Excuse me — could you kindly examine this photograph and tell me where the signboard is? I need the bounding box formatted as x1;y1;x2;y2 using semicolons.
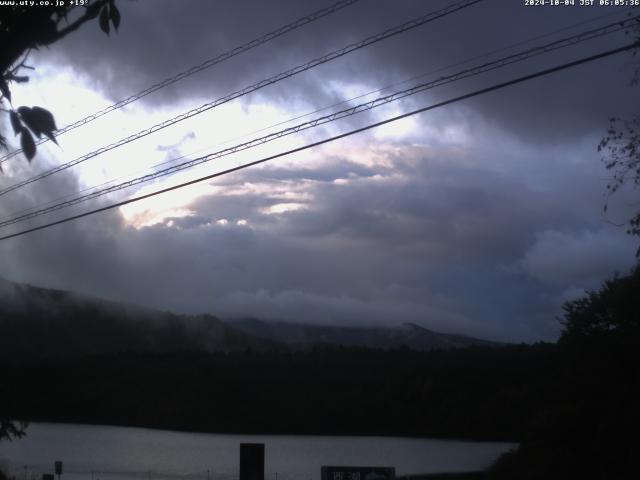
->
321;466;395;480
54;462;63;476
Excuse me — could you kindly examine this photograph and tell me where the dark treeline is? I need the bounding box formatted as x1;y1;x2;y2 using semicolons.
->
491;266;640;479
1;344;557;441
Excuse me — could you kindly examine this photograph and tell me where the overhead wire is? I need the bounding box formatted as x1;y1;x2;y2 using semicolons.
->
4;6;630;189
166;6;633;159
0;0;484;197
0;0;362;165
1;7;628;225
1;41;636;242
0;15;635;229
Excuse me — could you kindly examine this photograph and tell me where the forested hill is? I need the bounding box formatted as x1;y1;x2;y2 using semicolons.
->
0;277;274;359
231;318;501;350
0;278;501;359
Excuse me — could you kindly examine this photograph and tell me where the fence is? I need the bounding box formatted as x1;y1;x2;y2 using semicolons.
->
0;464;279;480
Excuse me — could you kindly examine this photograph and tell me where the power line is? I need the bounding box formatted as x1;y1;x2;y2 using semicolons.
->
0;16;634;230
0;0;484;197
2;9;629;225
0;0;362;165
156;8;633;161
1;41;636;243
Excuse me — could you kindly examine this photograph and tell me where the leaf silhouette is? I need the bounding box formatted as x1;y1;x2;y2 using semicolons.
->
10;111;22;135
31;106;58;144
16;106;59;145
100;6;110;35
0;80;10;102
110;3;121;31
18;106;42;139
86;2;102;19
20;128;36;162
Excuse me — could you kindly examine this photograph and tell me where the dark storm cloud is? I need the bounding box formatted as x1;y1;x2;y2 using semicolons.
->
5;127;630;341
2;0;639;342
1;133;635;342
41;0;639;143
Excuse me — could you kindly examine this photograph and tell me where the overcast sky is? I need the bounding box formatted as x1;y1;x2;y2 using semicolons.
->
1;0;639;342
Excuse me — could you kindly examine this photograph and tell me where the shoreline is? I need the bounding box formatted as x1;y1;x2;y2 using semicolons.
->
14;419;519;444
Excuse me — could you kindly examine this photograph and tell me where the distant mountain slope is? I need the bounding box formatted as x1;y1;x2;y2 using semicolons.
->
0;277;500;360
230;318;501;350
0;277;274;359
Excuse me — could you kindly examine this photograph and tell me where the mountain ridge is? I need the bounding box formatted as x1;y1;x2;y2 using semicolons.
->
0;277;501;359
0;277;275;359
230;318;502;350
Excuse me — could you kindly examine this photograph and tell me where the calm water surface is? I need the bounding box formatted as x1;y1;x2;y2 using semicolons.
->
0;423;515;480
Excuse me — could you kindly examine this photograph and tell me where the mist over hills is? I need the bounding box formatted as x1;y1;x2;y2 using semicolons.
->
231;318;501;350
0;278;500;359
0;277;272;359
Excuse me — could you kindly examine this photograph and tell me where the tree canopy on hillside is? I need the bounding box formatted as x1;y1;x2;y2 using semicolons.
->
491;266;640;479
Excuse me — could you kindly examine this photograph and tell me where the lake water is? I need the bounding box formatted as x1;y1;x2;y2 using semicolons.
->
0;423;515;480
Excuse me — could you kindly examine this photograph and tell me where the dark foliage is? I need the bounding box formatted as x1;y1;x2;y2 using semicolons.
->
559;264;640;338
490;266;640;479
0;344;557;441
0;419;27;441
600;114;640;246
598;17;640;252
0;0;120;162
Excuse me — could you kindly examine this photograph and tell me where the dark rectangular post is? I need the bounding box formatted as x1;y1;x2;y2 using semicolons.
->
240;443;264;480
54;461;63;480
